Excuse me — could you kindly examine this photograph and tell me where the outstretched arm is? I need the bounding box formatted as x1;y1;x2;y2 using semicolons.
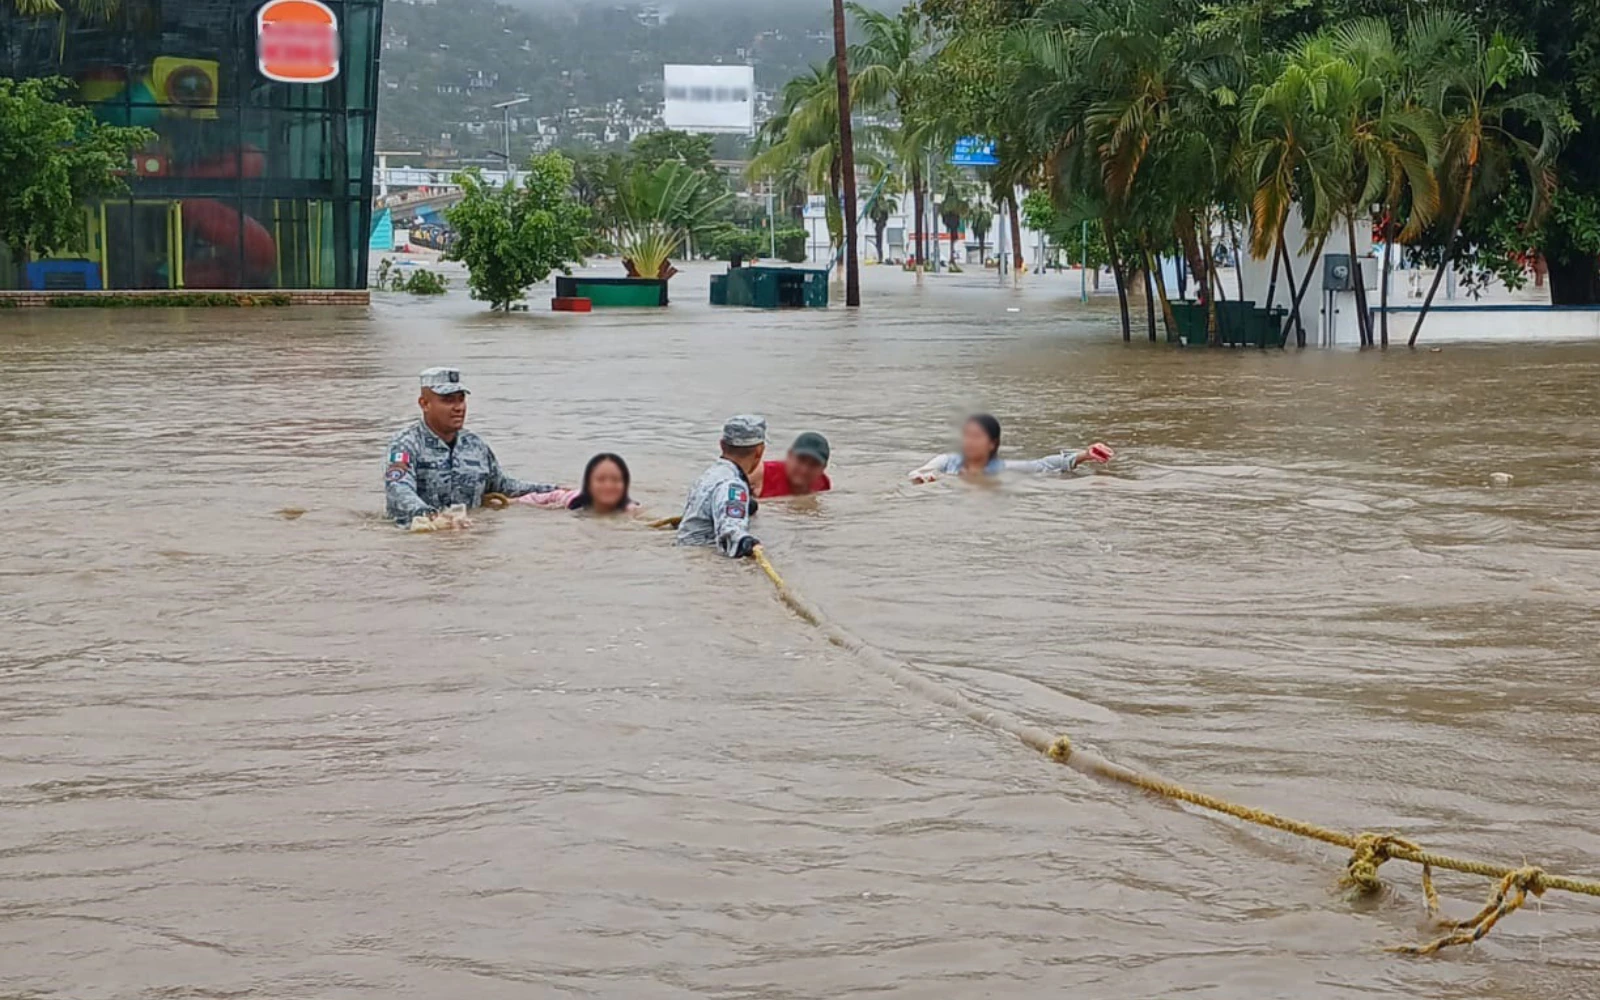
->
909;453;955;483
484;446;559;498
1002;443;1114;474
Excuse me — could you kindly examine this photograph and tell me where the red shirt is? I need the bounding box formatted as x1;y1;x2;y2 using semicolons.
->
758;459;831;498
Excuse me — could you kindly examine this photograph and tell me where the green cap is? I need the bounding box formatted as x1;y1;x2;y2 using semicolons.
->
790;431;830;466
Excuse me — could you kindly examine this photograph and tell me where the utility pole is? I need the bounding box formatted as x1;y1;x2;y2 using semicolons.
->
492;97;530;183
830;0;860;307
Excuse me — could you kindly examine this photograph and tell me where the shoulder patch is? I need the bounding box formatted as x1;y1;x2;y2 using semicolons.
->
389;448;411;466
386;466;407;483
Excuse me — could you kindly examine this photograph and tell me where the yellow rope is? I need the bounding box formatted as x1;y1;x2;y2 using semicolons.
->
482;493;511;510
648;515;683;530
747;547;1600;955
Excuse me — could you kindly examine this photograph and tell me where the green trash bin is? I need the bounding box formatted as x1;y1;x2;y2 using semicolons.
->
1217;300;1256;346
1170;301;1205;344
709;274;729;306
1251;306;1288;347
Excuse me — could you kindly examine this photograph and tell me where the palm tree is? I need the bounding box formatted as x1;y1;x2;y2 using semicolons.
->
750;65;842;261
850;3;936;267
863;165;903;262
969;200;994;263
8;0;118;15
1405;15;1562;346
832;0;862;306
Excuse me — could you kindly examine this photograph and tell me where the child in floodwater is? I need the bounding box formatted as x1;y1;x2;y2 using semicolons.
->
516;453;641;514
909;414;1113;483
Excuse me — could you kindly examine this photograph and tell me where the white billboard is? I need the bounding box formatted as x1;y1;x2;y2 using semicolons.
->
662;64;755;134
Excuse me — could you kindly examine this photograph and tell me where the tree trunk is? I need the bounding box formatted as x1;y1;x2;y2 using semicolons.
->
1146;245;1177;341
1228;216;1246;300
1264;214;1287;310
911;163;925;271
874;220;885;262
1380;222;1393;348
830;0;860;307
977;234;986;263
1275;239;1303;347
1105;219;1131;341
1286;233;1327;348
1346;215;1372;347
1140;250;1159;342
1176;209;1207;301
1409;167;1476;347
1007;193;1024;277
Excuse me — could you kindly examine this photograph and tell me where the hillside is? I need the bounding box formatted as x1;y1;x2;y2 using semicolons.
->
377;0;847;160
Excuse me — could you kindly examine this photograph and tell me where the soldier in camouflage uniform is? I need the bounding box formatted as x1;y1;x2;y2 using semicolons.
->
384;367;559;526
676;415;766;558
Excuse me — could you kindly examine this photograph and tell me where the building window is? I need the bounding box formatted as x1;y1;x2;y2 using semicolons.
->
0;0;384;292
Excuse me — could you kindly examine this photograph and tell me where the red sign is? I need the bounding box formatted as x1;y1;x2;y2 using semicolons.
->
257;0;340;84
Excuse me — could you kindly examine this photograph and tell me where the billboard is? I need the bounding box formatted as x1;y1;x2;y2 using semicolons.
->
950;137;999;167
257;0;341;84
662;64;755;134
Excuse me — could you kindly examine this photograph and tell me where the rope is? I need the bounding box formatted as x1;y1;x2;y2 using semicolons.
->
482;493;511;510
648;515;683;529
747;546;1600;955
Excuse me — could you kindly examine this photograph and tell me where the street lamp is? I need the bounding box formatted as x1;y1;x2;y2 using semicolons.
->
931;191;943;274
492;97;531;179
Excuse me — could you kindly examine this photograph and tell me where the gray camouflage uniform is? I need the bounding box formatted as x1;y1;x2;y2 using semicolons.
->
676;415;765;557
384;367;555;525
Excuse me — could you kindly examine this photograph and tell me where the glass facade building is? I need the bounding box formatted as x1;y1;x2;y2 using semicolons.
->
0;0;382;292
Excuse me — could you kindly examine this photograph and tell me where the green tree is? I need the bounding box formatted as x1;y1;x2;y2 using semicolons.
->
969;199;994;262
850;3;937;266
1405;16;1563;344
444;153;590;311
628;130;717;173
0;76;153;267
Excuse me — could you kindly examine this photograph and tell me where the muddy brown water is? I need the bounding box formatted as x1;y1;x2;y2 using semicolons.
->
3;268;1598;999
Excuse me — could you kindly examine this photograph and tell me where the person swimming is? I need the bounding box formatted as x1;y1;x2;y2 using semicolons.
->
909;414;1113;483
515;453;640;513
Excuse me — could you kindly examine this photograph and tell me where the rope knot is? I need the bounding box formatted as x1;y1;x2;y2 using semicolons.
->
1047;736;1073;762
1342;832;1417;895
483;493;511;510
1511;866;1547;898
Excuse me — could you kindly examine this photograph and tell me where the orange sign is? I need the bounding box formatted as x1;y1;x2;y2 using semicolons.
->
257;0;340;84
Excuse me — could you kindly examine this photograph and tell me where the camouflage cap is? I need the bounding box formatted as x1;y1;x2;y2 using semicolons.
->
420;366;470;396
721;414;767;447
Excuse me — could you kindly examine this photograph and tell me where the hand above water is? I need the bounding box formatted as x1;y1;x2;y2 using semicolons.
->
1078;442;1114;465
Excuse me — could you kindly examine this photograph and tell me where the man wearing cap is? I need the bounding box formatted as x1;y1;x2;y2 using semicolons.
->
384;367;558;526
676;415;766;558
755;431;832;499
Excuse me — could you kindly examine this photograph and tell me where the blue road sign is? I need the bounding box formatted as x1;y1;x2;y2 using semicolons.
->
950;137;999;167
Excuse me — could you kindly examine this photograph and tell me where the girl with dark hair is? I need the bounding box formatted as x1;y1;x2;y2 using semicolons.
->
909;414;1113;483
515;453;640;513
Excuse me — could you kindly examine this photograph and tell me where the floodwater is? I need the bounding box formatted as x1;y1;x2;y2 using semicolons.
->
2;265;1598;999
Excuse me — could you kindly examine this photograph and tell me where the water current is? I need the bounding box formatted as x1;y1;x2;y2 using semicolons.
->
2;266;1597;998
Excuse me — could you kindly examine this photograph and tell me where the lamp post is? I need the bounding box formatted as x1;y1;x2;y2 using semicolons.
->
491;97;530;182
931;191;943;274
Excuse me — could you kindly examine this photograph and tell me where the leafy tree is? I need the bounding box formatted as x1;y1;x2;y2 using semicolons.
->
701;223;767;261
0;76;153;266
968;200;994;262
612;160;731;277
850;3;937;264
444;153;590;311
628;130;717;173
1404;16;1563;343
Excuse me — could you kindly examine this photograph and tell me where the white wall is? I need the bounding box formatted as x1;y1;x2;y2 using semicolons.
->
1239;210;1375;344
1371;306;1600;343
